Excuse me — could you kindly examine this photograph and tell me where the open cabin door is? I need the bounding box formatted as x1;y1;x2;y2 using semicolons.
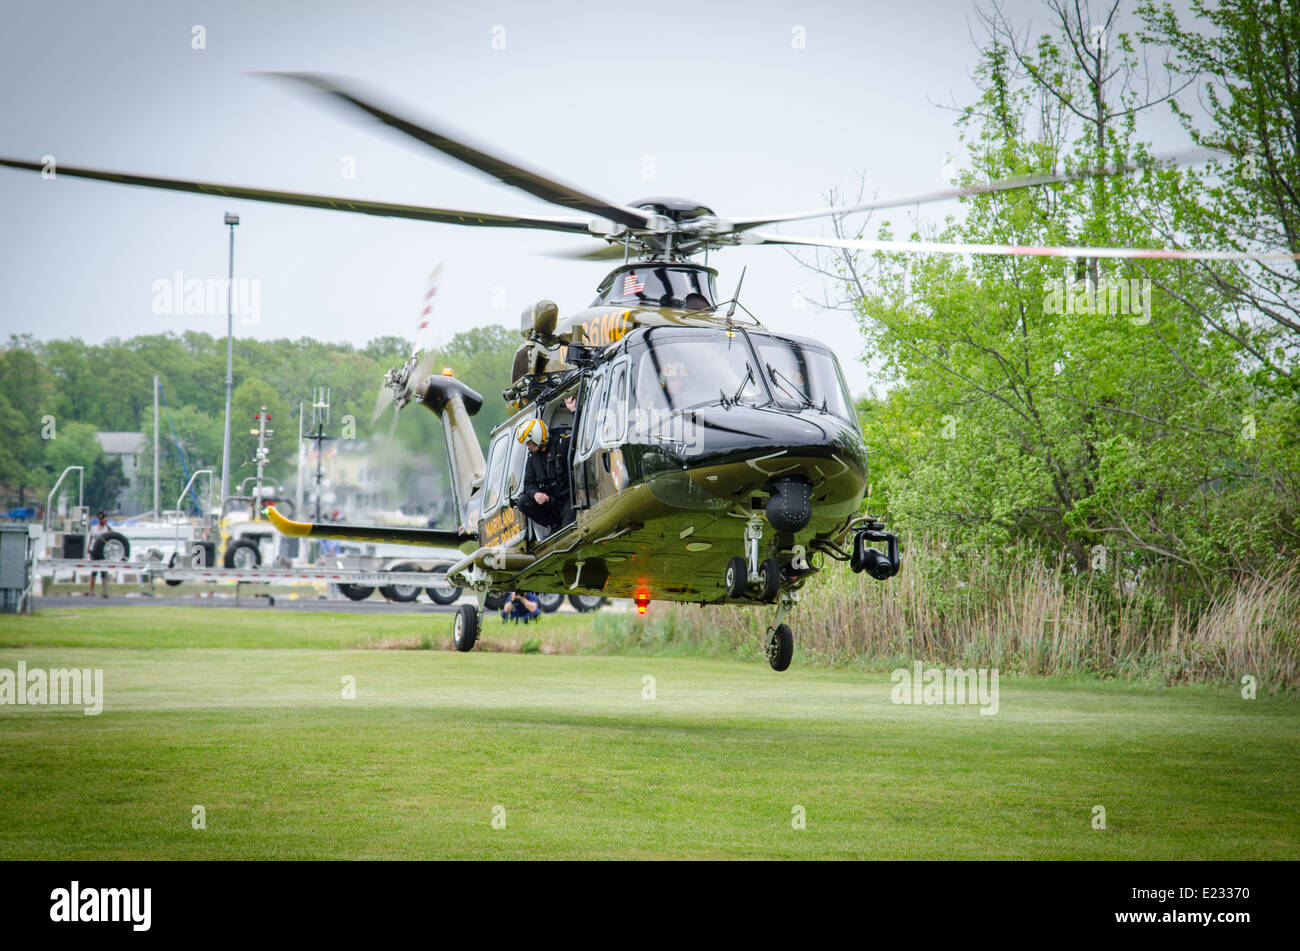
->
573;360;629;512
571;368;603;511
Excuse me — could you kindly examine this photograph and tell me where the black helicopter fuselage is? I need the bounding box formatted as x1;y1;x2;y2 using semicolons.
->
469;314;869;603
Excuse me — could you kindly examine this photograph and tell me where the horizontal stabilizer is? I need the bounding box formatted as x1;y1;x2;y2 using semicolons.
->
266;505;473;549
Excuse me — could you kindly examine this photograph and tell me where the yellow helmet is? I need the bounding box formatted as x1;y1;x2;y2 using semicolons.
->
660;360;687;385
516;418;548;445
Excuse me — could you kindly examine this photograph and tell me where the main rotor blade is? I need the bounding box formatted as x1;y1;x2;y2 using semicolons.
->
731;148;1227;231
541;242;628;261
0;158;595;234
269;72;652;231
751;231;1300;262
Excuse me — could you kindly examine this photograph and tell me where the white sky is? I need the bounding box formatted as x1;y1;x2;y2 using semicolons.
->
0;0;1196;400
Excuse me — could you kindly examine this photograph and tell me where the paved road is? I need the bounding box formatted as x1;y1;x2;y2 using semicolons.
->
33;594;461;614
32;594;617;614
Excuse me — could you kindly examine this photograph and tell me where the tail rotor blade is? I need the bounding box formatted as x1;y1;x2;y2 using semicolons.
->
371;381;393;424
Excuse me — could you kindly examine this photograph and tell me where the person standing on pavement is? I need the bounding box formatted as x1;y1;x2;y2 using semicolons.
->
88;511;110;598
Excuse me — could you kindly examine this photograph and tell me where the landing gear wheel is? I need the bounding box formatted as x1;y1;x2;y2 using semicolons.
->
453;604;479;652
380;563;421;602
723;556;748;599
767;623;793;672
536;592;565;613
338;584;374;601
223;538;262;569
484;591;510;611
758;558;781;602
425;564;463;605
568;594;605;612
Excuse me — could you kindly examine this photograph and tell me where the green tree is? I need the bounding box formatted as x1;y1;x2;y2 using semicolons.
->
828;9;1291;603
0;342;55;505
0;392;32;507
42;421;105;509
85;454;126;514
1139;0;1300;396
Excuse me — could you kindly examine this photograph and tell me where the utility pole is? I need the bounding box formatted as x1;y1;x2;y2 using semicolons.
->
219;212;240;505
250;406;273;505
153;375;159;517
295;400;304;517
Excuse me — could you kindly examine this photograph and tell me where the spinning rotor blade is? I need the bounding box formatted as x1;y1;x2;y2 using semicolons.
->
269;72;652;231
730;148;1226;231
0;158;595;234
750;231;1300;263
372;263;444;425
371;382;393;424
541;242;628;261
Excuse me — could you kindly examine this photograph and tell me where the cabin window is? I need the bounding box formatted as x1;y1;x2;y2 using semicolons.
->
601;363;628;445
505;419;533;500
578;371;605;457
482;431;510;511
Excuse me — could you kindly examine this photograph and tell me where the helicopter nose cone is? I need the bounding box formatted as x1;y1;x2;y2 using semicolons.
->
685;405;860;462
671;404;868;508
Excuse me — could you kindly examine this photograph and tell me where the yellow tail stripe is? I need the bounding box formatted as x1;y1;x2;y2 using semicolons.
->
265;505;313;537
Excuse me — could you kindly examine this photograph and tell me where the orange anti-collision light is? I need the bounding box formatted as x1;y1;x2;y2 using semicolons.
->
442;367;454;376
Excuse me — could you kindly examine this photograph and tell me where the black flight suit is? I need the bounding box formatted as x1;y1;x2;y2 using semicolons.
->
518;430;572;530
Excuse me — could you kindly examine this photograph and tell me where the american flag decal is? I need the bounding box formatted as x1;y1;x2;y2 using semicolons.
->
623;273;645;295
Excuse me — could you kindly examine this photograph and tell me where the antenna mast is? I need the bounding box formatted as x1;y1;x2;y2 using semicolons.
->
309;387;334;522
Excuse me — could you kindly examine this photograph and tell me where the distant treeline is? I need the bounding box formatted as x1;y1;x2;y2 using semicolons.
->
0;325;521;514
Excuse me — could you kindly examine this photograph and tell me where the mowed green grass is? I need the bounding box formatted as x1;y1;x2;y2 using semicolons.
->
0;608;1297;859
0;606;594;651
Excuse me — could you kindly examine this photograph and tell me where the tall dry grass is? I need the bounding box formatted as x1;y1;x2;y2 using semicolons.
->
609;536;1300;689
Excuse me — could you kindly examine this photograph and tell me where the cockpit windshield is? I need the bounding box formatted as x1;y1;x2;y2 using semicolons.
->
632;329;856;423
594;265;717;309
753;337;855;421
635;331;765;414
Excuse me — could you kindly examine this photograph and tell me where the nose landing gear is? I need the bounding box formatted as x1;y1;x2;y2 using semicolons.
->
763;589;799;671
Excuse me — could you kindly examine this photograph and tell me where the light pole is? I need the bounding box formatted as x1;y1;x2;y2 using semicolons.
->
219;212;239;506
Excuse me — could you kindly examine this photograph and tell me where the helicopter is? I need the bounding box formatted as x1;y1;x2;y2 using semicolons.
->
6;74;1293;670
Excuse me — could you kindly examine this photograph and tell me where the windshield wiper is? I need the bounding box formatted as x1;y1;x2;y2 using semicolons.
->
730;364;754;405
768;365;815;407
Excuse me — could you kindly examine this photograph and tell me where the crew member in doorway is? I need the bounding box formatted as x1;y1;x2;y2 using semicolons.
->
516;419;571;530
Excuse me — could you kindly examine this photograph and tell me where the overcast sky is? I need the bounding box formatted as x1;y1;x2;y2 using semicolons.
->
0;0;1195;401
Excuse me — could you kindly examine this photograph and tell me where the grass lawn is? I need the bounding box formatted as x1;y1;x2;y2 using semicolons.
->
0;606;594;652
0;607;1296;859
